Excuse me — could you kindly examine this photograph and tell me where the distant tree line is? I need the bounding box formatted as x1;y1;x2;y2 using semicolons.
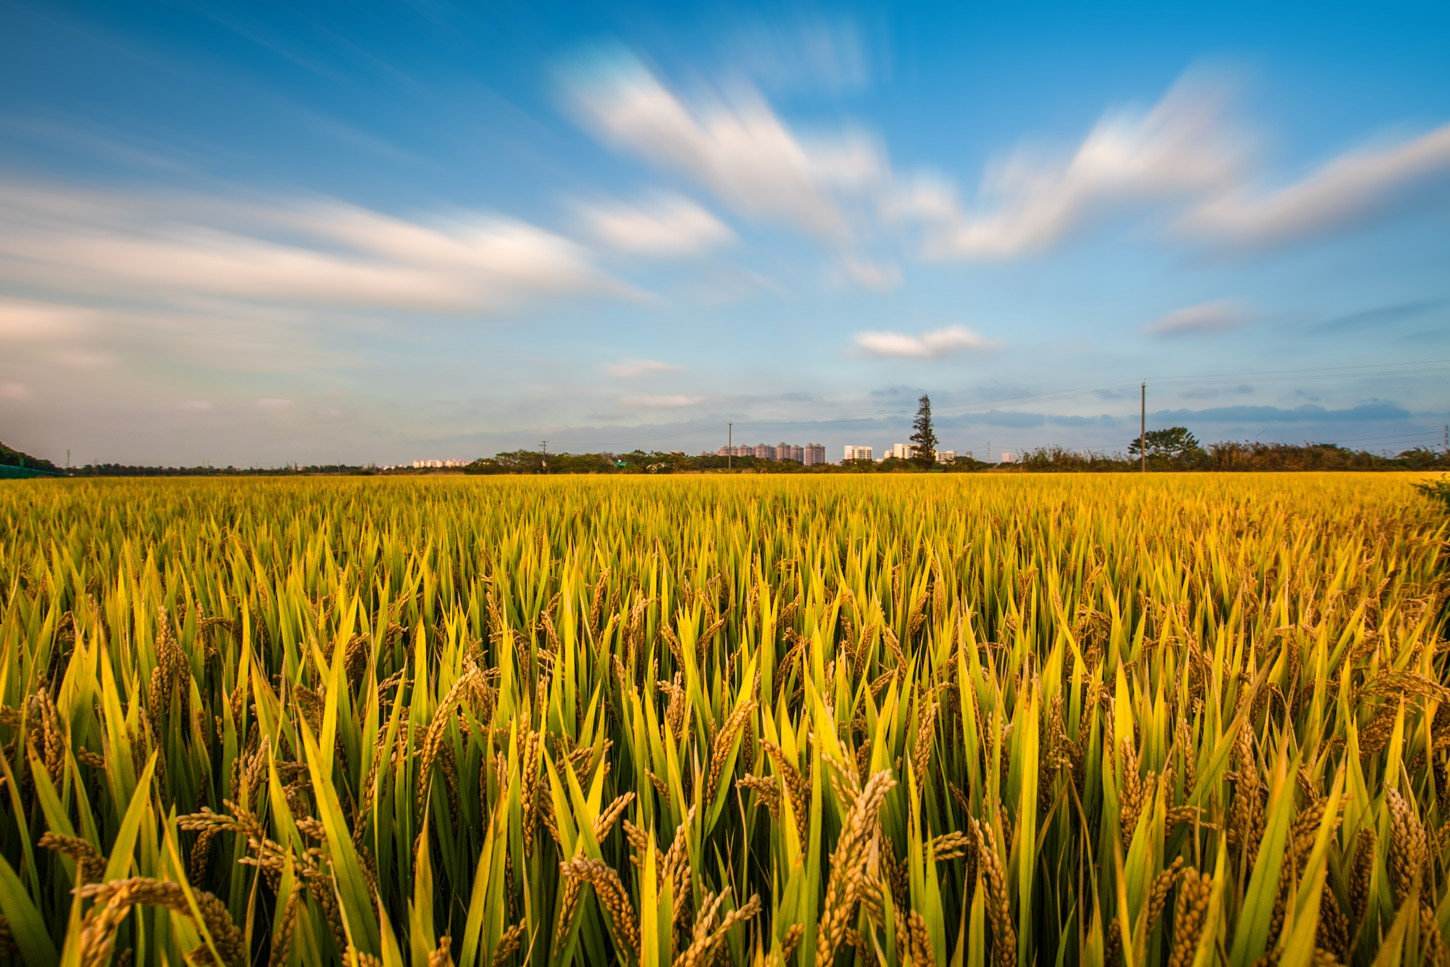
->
66;463;380;477
5;432;1448;478
1013;428;1450;472
1;441;61;472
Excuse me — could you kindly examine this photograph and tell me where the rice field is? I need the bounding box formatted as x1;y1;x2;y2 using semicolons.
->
0;473;1446;966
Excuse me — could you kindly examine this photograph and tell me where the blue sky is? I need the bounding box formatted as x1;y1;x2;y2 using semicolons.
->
2;0;1448;465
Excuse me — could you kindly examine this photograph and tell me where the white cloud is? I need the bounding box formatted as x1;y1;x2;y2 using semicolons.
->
840;257;902;292
0;180;625;313
920;74;1246;259
606;359;682;378
256;397;294;412
0;380;31;401
578;193;734;257
854;325;998;359
1182;123;1450;245
180;399;214;412
564;53;885;239
901;71;1450;259
620;393;702;408
1145;300;1251;336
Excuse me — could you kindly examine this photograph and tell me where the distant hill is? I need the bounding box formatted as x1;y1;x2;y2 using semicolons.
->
0;441;60;472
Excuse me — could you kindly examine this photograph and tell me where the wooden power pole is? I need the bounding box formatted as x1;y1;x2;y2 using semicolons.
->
1139;382;1146;473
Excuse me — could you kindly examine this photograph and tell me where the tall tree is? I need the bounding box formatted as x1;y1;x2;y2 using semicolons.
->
909;394;938;467
1128;426;1203;466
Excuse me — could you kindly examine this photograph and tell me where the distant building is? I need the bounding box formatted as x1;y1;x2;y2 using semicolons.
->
803;443;826;466
886;443;913;461
935;450;957;464
408;458;466;469
843;444;873;462
1000;451;1017;463
753;444;775;460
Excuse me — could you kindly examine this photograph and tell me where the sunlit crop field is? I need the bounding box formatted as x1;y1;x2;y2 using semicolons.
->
0;473;1446;966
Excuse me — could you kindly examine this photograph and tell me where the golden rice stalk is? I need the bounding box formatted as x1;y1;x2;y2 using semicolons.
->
560;857;640;958
269;886;303;966
763;742;809;846
26;690;66;783
705;699;757;804
491;920;527;967
970;818;1016;967
1348;827;1377;927
672;892;761;967
76;877;245;967
929;831;972;861
1387;790;1428;906
593;792;636;842
1168;869;1212;967
817;771;896;966
1147;857;1186;936
38;832;105;885
736;774;782;817
416;664;485;821
428;935;455;967
1420;903;1447;967
553;868;583;955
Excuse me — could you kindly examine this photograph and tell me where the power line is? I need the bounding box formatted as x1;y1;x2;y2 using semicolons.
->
917;359;1450;424
1150;357;1450;385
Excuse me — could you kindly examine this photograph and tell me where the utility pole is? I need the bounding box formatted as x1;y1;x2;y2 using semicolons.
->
727;422;732;471
1139;382;1146;473
1443;424;1448;453
540;440;547;471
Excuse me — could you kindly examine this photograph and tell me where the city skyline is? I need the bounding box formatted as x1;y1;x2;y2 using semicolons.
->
2;1;1448;466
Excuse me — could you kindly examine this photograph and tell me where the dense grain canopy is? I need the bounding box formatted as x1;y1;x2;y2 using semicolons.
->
0;474;1446;965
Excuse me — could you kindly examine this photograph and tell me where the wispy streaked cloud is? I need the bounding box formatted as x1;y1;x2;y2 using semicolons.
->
606;358;682;378
901;71;1450;260
840;257;902;292
916;73;1246;259
0;380;30;401
724;16;877;94
1312;298;1446;333
854;325;998;359
1183;123;1450;245
563;52;885;240
1153;399;1409;424
1145;300;1250;336
620;392;702;408
0;299;96;341
0;180;626;314
577;192;734;257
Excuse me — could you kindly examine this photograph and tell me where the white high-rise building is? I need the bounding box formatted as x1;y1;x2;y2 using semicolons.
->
935;450;957;464
886;443;913;461
843;444;873;462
